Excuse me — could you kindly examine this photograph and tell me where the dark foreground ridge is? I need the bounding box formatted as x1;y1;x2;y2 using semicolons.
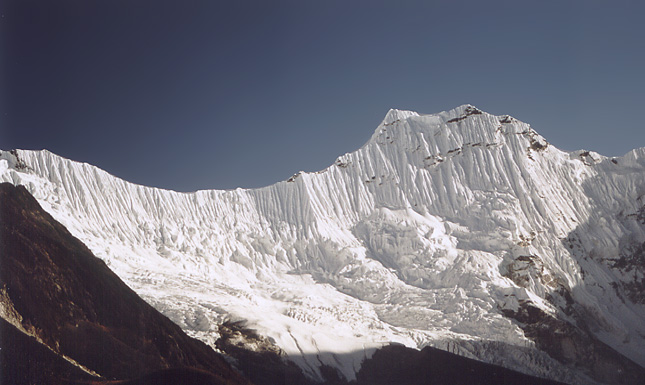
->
354;344;566;385
0;183;249;384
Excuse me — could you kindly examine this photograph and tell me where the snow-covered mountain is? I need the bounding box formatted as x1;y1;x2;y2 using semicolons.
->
2;105;645;384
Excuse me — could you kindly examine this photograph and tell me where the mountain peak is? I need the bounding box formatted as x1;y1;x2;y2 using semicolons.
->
369;104;516;157
453;103;481;113
380;108;419;126
379;104;488;128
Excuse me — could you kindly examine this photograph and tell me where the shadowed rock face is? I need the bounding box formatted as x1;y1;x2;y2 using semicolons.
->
353;344;566;385
0;317;96;385
0;183;249;384
83;367;237;385
215;320;318;385
501;301;645;385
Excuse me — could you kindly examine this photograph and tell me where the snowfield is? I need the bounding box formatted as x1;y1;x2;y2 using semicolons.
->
2;105;645;384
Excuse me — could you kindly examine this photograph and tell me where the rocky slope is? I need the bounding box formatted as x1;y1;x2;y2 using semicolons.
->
2;105;645;383
0;317;96;385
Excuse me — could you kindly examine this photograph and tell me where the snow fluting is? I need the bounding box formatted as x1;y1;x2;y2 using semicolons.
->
2;105;645;384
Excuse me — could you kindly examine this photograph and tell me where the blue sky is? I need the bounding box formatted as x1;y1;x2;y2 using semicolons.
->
2;0;644;191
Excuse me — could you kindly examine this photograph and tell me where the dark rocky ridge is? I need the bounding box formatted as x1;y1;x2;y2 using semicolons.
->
353;344;566;385
0;182;249;384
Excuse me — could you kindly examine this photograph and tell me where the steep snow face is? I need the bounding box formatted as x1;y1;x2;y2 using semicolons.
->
2;105;645;383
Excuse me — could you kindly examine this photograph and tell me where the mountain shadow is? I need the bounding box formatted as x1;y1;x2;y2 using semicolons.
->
0;183;250;384
353;343;566;385
215;319;569;385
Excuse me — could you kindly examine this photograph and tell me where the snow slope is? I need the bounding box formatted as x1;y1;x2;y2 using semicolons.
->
2;105;645;383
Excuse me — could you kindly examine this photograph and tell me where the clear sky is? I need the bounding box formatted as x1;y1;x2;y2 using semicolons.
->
2;0;644;192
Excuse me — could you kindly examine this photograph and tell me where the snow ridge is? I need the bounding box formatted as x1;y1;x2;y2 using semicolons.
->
2;106;645;383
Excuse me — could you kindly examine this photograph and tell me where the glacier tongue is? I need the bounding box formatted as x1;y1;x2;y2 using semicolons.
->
2;105;645;383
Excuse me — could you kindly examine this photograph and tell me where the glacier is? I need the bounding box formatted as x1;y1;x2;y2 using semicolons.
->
2;105;645;384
